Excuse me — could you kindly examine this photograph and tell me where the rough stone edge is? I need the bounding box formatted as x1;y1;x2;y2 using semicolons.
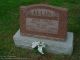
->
13;29;73;55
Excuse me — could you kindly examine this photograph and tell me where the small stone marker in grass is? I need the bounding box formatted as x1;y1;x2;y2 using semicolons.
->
13;4;73;55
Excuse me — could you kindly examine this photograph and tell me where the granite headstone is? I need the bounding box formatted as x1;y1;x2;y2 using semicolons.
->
13;4;73;55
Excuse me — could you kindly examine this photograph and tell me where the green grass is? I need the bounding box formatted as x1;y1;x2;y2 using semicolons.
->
0;0;80;60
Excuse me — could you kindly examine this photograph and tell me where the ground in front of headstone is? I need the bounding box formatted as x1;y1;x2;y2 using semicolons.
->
2;46;70;60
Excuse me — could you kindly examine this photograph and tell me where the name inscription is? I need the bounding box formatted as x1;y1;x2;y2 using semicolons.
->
28;9;59;17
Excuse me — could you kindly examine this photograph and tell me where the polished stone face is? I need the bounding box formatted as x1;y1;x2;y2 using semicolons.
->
26;18;59;34
26;8;59;34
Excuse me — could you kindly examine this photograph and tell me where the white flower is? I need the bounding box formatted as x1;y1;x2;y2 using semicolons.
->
32;41;40;48
31;41;46;54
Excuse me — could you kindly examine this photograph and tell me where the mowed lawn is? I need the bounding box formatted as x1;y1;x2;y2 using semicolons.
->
0;0;80;60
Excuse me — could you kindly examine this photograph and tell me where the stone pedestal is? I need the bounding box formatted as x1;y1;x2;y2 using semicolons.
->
13;30;73;55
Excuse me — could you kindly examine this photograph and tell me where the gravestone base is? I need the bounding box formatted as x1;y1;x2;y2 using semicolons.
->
13;30;73;55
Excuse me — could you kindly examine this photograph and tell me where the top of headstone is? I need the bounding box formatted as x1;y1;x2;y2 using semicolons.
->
20;4;67;11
